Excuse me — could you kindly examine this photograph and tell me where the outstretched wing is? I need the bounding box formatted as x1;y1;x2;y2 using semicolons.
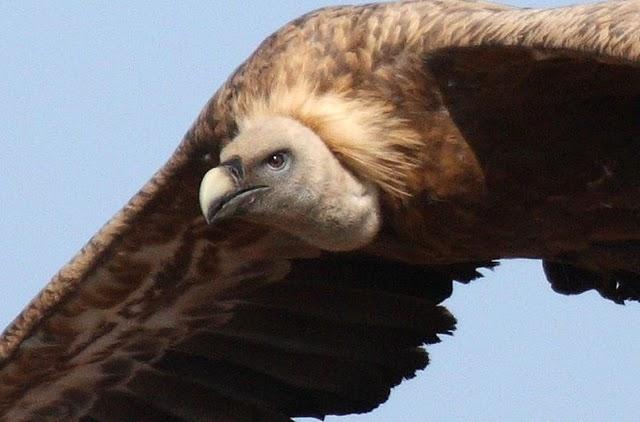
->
415;2;640;302
0;135;466;420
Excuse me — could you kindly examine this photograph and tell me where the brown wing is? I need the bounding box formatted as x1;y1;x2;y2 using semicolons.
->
340;0;639;303
409;24;640;303
0;131;468;420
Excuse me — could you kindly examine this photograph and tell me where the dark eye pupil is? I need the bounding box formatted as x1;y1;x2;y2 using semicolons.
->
268;153;285;169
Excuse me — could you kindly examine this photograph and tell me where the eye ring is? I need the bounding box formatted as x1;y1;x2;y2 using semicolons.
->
265;151;289;171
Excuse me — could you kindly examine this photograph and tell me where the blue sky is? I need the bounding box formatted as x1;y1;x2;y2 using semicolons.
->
1;1;638;421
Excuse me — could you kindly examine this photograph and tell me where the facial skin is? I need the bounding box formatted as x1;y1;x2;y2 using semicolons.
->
199;116;381;251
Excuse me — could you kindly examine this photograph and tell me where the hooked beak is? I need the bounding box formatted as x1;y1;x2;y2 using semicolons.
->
199;158;268;224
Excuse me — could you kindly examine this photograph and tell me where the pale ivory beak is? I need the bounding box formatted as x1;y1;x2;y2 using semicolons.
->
199;165;270;224
199;167;237;224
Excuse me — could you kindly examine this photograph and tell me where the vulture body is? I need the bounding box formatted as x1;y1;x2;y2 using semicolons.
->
1;0;639;420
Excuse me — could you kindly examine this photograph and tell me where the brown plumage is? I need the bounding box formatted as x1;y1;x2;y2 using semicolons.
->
1;0;639;420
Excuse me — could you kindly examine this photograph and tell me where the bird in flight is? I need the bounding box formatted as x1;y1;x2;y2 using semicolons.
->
1;0;639;420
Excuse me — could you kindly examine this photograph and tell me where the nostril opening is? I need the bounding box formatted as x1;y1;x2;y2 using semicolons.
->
222;156;244;181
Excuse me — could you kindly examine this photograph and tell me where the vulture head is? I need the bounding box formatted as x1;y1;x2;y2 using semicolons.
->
199;115;382;251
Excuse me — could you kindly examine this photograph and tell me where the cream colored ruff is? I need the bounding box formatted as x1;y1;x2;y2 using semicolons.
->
233;81;423;199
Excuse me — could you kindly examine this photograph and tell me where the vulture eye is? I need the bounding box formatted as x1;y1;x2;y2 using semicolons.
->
265;151;289;171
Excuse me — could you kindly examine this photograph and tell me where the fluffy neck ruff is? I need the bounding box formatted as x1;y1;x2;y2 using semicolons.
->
232;81;423;200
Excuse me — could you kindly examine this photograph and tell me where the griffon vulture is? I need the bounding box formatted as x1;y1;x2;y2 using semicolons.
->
1;0;639;420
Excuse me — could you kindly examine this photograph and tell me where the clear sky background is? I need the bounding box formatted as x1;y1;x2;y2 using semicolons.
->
1;1;638;421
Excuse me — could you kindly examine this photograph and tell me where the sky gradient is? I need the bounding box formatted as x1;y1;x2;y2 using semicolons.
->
1;1;639;421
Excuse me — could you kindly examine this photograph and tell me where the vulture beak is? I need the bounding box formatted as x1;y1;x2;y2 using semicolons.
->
199;157;268;224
